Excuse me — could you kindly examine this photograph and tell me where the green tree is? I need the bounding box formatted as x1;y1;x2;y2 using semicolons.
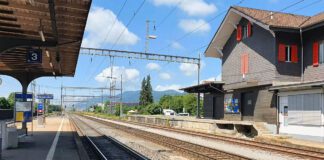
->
139;77;146;106
0;97;10;109
94;105;102;113
7;92;15;108
144;103;160;115
159;95;172;109
139;75;154;106
145;75;153;104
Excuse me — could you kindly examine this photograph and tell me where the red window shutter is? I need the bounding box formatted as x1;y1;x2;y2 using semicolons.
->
291;45;298;63
241;54;248;74
244;54;249;74
247;22;252;37
241;54;245;74
313;41;319;67
236;25;242;41
278;43;286;62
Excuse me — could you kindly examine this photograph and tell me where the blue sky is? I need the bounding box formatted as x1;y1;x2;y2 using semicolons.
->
0;0;324;102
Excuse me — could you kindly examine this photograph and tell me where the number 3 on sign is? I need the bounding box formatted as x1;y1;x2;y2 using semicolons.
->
31;52;38;61
27;49;42;63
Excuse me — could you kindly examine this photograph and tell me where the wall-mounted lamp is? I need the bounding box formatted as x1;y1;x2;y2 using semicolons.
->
49;62;53;68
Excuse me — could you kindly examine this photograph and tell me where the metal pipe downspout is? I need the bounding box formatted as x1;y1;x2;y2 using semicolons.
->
300;28;304;82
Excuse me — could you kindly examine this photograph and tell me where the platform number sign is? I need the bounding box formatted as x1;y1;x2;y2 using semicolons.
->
27;49;42;63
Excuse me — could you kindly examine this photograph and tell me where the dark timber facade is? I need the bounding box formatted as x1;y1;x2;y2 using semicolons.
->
204;6;324;130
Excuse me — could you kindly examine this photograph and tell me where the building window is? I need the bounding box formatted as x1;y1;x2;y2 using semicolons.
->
320;41;324;64
242;26;248;39
285;45;291;62
278;44;298;63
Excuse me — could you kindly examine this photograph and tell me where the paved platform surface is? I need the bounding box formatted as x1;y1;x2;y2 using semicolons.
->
2;116;80;160
128;114;324;151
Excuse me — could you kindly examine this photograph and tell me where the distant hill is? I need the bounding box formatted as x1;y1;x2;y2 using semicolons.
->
120;90;184;103
75;90;184;109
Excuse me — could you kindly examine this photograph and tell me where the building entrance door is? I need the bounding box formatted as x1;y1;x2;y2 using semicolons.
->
241;92;254;120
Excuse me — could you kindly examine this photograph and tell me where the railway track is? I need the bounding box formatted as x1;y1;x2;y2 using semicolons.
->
70;115;149;160
82;114;324;160
78;114;250;160
124;119;324;160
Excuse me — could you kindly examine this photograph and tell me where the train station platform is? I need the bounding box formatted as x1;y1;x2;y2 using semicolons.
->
126;115;324;151
2;116;80;160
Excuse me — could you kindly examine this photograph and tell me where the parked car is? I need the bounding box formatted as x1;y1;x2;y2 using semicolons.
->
177;113;189;116
163;109;176;116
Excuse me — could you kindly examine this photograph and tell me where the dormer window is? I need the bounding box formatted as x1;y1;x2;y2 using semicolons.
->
278;43;298;63
285;45;292;62
237;21;252;42
313;41;324;67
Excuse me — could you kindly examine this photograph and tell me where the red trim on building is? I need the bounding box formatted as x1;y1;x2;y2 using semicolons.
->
278;43;286;62
241;53;248;74
236;25;242;41
291;45;298;63
313;41;319;67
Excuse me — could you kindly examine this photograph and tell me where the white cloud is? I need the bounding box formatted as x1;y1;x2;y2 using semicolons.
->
152;0;217;16
216;73;222;81
82;7;139;48
179;61;205;76
159;72;171;80
155;84;182;91
179;63;197;76
146;62;161;70
95;66;140;90
171;41;183;50
178;19;210;33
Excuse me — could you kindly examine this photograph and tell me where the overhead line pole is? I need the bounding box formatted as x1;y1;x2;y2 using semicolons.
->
80;47;202;118
80;47;199;65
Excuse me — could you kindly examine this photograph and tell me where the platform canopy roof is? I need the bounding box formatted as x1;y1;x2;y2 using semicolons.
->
0;0;91;86
180;81;224;94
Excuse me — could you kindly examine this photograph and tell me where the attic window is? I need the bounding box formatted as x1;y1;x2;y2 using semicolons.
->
285;45;291;62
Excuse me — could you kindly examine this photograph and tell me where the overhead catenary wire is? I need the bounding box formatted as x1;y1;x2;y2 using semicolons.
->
110;0;146;49
155;0;183;30
290;0;323;13
85;0;146;82
102;0;128;45
156;0;246;53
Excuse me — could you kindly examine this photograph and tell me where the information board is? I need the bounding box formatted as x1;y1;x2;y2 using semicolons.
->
15;102;32;122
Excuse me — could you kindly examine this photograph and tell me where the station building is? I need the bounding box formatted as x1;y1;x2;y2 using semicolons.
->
184;6;324;141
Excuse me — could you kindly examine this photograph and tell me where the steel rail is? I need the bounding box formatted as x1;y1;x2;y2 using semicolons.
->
71;115;149;160
100;115;324;160
80;114;250;160
70;116;108;160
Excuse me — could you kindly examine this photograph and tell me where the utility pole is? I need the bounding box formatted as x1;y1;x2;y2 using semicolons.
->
196;53;201;118
120;74;123;117
60;84;63;116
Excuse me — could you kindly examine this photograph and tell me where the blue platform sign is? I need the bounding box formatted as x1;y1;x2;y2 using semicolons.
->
37;94;53;99
38;103;43;110
23;111;32;122
27;49;42;63
15;93;33;99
